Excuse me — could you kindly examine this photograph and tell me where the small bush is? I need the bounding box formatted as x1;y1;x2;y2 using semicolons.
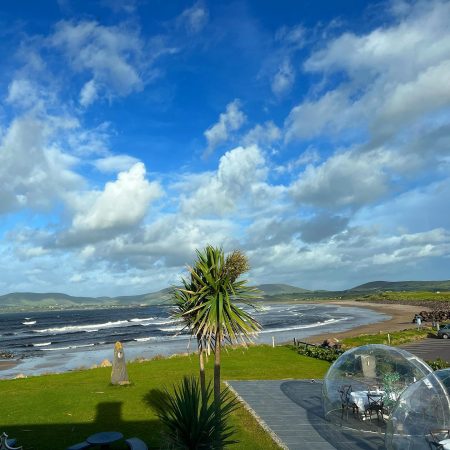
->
146;376;239;449
426;358;450;371
296;345;344;362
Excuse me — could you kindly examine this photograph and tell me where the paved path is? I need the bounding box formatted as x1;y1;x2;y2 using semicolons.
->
227;380;384;450
400;338;450;361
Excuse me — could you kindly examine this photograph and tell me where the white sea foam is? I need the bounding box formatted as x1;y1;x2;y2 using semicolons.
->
134;337;153;342
41;343;95;351
33;342;52;347
129;317;155;322
146;319;175;326
259;317;347;334
159;326;184;333
33;320;130;334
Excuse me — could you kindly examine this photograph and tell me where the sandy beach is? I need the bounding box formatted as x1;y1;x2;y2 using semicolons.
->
0;360;20;371
304;300;428;344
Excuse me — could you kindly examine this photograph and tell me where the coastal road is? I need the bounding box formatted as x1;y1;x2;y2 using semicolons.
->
400;338;450;361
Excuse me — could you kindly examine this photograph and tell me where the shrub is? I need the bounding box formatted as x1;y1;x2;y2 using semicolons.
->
426;358;450;371
296;345;344;362
146;376;239;449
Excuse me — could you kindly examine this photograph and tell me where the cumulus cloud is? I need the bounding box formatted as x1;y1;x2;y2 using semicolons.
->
300;214;349;243
290;148;394;209
70;162;162;234
286;0;450;145
181;145;275;216
203;99;246;156
243;121;281;147
0;116;82;214
50;20;148;104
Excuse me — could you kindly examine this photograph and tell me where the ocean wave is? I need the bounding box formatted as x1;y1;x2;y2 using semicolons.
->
142;319;174;326
33;320;130;334
41;343;95;351
260;317;347;334
129;317;155;322
159;326;184;333
33;342;52;347
134;337;153;342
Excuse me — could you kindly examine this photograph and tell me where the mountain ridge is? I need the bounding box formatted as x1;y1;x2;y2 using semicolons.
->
0;280;449;310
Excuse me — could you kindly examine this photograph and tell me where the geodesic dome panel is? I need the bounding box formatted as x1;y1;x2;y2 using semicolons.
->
386;369;450;450
322;344;432;433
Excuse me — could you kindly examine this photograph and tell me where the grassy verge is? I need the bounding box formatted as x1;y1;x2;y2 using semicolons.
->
0;345;330;450
340;328;434;347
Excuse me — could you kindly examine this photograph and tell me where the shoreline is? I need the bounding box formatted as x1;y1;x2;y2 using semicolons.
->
0;301;423;378
302;300;427;344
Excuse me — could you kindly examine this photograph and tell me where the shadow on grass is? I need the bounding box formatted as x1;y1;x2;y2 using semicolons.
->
2;401;160;450
279;381;385;450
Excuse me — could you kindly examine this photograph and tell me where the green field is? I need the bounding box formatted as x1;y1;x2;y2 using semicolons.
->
0;345;330;450
340;328;434;347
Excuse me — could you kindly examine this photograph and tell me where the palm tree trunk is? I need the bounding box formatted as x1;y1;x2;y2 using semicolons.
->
198;338;206;405
214;331;221;409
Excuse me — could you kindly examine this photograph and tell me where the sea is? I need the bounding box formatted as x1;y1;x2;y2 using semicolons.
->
0;302;389;378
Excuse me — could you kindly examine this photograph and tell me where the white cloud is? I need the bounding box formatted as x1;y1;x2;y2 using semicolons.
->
285;89;361;141
71;162;162;233
286;0;450;145
7;79;42;109
79;79;98;107
290;148;393;209
0;116;82;214
50;20;146;104
204;99;246;155
243;121;281;147
271;59;295;97
181;145;282;217
177;2;208;34
93;154;140;173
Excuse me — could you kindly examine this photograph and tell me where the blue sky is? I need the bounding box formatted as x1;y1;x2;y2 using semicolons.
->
0;0;449;296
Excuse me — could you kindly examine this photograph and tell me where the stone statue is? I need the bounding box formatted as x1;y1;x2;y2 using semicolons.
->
111;341;130;385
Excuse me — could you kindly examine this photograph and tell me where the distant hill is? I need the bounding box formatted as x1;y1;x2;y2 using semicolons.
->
256;284;310;296
0;288;173;310
350;280;450;292
1;280;449;311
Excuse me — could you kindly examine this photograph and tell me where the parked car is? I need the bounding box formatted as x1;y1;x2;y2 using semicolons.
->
438;324;450;339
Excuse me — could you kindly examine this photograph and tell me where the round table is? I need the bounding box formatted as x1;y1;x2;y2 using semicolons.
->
87;431;123;449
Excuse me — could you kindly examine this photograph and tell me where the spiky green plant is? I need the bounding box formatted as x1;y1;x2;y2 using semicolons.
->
148;376;239;449
174;246;261;409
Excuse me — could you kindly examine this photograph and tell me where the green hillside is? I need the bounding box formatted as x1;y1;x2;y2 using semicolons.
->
351;280;450;292
257;283;310;296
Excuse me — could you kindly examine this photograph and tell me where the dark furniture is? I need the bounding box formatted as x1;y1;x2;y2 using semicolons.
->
0;433;22;450
365;393;384;422
338;384;358;419
125;437;148;450
86;431;123;449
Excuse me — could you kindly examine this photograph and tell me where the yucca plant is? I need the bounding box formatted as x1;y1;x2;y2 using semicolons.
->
173;246;261;409
148;376;239;449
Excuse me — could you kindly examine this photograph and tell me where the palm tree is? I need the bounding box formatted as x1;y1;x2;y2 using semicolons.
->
174;246;261;408
172;275;209;402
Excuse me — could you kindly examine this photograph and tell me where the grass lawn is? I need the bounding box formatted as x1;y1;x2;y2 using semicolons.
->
0;345;330;450
341;328;434;348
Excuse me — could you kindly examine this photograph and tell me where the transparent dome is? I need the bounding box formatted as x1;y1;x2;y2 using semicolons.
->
386;369;450;449
322;344;433;433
